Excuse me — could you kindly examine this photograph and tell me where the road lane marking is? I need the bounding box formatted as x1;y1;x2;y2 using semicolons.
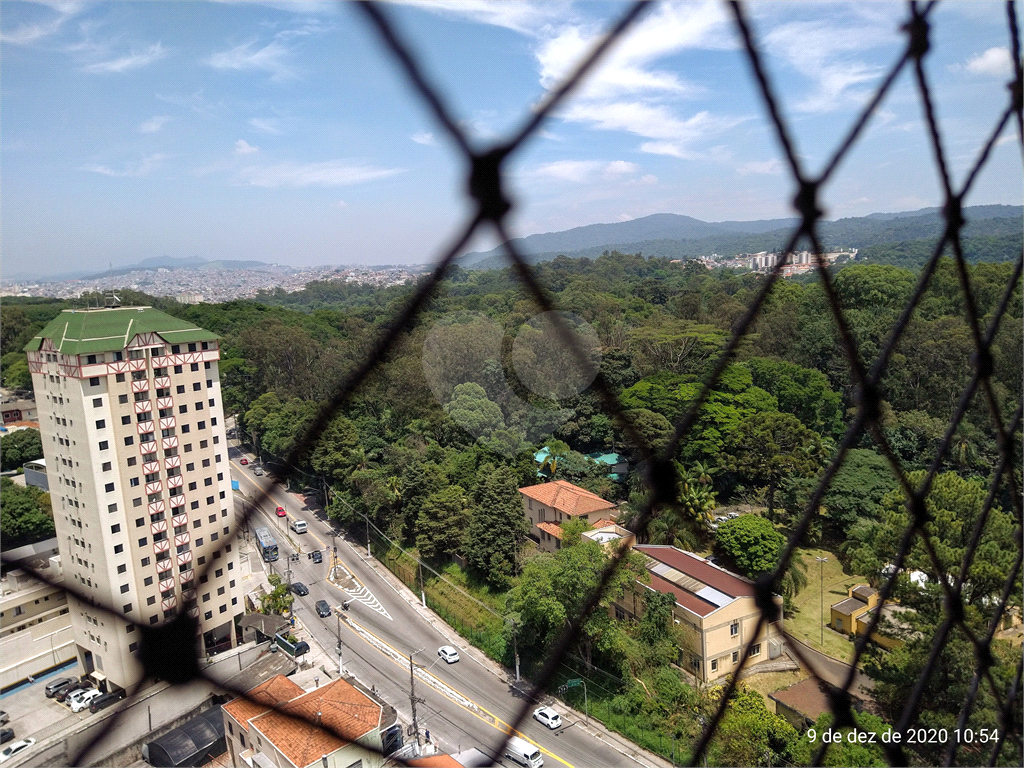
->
342;617;573;768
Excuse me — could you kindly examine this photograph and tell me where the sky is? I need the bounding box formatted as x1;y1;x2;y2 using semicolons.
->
2;1;1020;278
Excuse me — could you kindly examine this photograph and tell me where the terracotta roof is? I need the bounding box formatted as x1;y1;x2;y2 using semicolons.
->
536;522;563;538
222;674;305;727
409;756;465;768
769;678;833;722
251;676;382;768
645;573;718;617
633;545;756;598
592;518;618;529
518;480;616;517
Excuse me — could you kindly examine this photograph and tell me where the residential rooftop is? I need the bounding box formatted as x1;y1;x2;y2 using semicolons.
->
518;479;617;517
634;545;759;617
25;306;218;356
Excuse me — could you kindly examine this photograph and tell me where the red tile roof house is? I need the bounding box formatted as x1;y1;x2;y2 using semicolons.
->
518;480;618;554
222;674;396;768
611;545;785;684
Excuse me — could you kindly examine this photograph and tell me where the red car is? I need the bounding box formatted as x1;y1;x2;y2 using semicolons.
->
240;458;249;465
276;506;286;517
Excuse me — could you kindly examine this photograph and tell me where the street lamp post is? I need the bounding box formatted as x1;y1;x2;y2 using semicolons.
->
816;556;828;647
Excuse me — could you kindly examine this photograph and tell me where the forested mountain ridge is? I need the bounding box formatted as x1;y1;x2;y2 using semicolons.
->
462;205;1022;270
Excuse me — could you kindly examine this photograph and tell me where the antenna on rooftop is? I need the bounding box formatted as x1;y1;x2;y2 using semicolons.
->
105;289;122;308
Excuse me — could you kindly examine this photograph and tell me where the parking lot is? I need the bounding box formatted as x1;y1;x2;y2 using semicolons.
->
0;665;106;753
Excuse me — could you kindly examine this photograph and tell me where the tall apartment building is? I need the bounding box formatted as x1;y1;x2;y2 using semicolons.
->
25;306;243;692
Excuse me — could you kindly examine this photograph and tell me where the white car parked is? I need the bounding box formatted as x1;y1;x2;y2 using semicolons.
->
0;739;35;764
437;645;460;664
70;689;103;713
532;706;562;729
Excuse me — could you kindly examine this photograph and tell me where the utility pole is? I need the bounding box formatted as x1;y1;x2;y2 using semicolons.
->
409;648;425;748
365;512;371;558
816;556;828;647
510;618;521;682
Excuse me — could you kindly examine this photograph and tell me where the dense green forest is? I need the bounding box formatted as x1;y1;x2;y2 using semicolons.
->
2;252;1020;765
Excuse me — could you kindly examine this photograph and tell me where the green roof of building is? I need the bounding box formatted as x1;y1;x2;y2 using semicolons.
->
24;307;218;356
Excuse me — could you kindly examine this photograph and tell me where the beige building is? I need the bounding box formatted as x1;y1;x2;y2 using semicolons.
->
611;545;784;683
0;563;76;689
25;306;243;692
222;674;394;768
519;480;618;553
829;584;878;636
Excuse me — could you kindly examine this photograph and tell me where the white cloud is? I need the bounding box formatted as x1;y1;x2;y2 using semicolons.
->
762;18;894;113
336;200;349;208
530;159;642;183
83;43;167;74
411;131;436;146
235;160;403;188
81;154;166;178
139;115;170;134
207;40;296;81
736;158;784;176
249;117;282;134
403;1;571;36
0;2;81;46
234;139;260;155
965;47;1013;77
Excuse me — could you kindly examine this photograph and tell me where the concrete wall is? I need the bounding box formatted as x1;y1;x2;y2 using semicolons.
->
0;613;77;690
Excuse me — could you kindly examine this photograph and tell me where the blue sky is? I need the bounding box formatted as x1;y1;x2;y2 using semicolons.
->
2;1;1020;277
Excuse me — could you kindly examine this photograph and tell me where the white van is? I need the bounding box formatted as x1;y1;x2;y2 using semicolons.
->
505;736;543;768
290;519;307;534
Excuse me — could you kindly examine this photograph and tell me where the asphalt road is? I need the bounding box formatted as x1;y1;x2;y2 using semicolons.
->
228;447;666;768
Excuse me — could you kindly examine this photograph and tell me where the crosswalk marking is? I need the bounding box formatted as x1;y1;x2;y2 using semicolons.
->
331;560;392;620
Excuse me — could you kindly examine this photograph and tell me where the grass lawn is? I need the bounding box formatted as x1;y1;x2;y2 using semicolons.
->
785;546;867;664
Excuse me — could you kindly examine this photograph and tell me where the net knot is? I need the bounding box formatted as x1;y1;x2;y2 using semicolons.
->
827;687;856;730
976;639;995;672
971;347;994;379
1010;75;1023;114
902;11;930;61
857;382;882;425
793;180;822;228
909;492;930;530
943;195;965;233
138;613;202;685
646;457;678;508
945;593;965;624
468;147;512;222
754;573;780;622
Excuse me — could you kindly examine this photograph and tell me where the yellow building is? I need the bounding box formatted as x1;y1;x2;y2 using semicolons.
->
611;545;784;683
829;584;878;636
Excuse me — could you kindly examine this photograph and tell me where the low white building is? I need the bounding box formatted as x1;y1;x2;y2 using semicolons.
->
0;560;78;689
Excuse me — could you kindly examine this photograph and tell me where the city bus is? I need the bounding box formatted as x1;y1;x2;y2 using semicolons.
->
254;526;279;562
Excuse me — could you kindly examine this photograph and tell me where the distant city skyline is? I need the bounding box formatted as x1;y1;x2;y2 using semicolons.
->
2;1;1019;277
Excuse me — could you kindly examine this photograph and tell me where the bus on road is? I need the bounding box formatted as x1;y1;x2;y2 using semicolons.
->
254;526;279;562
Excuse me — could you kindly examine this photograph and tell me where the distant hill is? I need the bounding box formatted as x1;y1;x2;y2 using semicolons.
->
80;257;279;280
461;206;1022;270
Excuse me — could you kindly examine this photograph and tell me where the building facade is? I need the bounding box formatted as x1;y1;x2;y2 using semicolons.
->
25;306;244;692
611;545;784;683
519;480;618;553
0;562;76;689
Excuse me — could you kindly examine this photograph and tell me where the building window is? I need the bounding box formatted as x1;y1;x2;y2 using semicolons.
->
127;457;137;467
181;424;190;434
732;651;739;663
116;373;126;382
120;584;130;594
730;621;739;637
188;482;197;491
835;618;843;631
144;576;153;586
231;597;238;606
191;501;199;510
135;517;145;527
195;537;204;547
130;478;140;487
750;643;761;657
193;382;201;391
215;568;223;578
204;611;213;620
190;363;199;372
114;544;124;554
614;605;626;621
219;604;227;613
124;436;134;446
711;659;718;673
129;642;139;652
119;394;129;404
117;564;127;574
99;441;109;450
206;496;214;505
122;415;131;425
110;523;121;533
95;419;106;429
133;497;142;507
138;537;147;547
89;377;100;386
93;398;102;407
141;556;150;566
